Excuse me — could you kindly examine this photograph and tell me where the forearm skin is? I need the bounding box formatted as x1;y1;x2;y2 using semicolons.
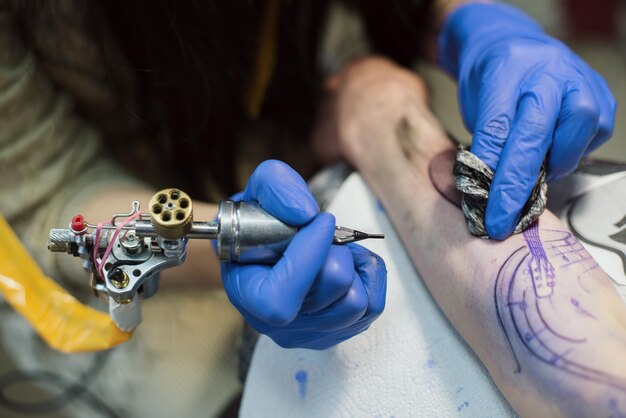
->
354;108;626;417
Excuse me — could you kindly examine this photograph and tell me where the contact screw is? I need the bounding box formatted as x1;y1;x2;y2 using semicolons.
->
109;268;129;289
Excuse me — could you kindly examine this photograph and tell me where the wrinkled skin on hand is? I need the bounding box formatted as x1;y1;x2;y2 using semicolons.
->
439;3;617;240
220;160;387;350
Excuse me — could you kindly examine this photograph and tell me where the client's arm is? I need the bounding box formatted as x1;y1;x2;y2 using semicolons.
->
314;57;626;417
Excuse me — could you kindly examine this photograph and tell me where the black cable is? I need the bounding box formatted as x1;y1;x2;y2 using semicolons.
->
0;351;119;418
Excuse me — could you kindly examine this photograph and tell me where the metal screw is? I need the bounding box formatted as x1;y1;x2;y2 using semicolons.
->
114;297;133;305
109;268;129;289
121;231;142;254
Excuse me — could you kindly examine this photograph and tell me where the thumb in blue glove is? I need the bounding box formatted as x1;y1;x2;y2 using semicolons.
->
220;160;387;349
439;3;616;239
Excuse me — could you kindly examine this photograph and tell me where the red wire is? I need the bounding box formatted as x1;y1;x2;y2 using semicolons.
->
94;212;143;280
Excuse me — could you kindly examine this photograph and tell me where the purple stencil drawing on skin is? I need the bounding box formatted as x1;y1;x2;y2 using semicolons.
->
522;222;555;298
426;148;626;395
494;222;626;391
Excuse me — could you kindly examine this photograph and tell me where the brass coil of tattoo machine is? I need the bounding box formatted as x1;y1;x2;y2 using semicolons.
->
149;189;193;239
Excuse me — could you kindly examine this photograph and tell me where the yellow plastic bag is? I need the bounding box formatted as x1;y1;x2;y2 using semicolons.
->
0;214;132;353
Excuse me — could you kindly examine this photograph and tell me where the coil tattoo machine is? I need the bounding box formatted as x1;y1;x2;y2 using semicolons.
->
48;189;384;332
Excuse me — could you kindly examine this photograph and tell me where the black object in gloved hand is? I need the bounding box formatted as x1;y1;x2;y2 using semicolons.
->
453;147;547;239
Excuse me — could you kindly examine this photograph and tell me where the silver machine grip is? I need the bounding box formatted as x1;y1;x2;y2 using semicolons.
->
217;200;298;264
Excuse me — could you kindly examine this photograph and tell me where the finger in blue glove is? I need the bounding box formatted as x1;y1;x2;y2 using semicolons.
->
222;212;336;325
243;159;319;225
240;243;387;350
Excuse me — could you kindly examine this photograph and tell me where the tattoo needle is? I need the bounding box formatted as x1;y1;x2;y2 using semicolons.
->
333;226;385;244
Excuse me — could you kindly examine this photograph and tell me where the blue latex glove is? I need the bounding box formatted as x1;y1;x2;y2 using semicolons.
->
439;2;616;240
220;160;387;350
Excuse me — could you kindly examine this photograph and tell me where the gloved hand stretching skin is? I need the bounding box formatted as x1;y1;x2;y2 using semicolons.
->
438;2;617;240
220;160;387;350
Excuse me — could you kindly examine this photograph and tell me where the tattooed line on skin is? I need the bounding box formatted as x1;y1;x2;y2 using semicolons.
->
494;221;626;391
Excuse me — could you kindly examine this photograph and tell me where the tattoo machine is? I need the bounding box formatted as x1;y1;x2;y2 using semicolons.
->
48;189;384;332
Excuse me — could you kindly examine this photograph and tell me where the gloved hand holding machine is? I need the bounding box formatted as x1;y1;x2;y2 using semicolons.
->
47;189;383;333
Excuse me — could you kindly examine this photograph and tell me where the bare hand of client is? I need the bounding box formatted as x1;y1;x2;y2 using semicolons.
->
313;58;626;416
312;56;447;168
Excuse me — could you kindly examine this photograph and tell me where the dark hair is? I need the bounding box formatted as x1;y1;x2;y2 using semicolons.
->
100;0;263;197
7;0;432;199
99;0;333;198
357;0;434;66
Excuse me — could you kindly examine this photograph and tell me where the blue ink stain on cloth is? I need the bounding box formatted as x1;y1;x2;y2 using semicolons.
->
454;387;469;412
457;401;470;412
425;359;436;368
295;370;308;399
